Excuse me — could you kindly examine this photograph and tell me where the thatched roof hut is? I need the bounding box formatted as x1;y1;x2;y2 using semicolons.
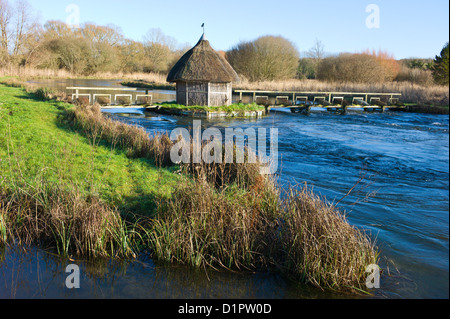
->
167;34;239;107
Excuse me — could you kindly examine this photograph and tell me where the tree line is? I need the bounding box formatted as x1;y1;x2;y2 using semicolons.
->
0;0;189;74
1;0;448;86
229;37;448;86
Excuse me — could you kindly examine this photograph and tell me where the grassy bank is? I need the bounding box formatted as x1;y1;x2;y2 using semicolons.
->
0;81;379;292
0;82;180;258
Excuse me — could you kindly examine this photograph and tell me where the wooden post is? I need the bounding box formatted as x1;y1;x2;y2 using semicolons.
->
207;82;211;107
253;91;256;103
239;91;243;102
186;82;189;106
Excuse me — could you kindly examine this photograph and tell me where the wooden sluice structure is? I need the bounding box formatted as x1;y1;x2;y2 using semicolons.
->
234;90;404;114
66;87;153;107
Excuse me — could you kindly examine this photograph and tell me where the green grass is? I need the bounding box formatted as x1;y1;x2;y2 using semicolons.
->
0;82;179;216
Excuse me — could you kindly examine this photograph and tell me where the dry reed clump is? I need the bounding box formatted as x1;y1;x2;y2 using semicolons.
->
0;177;139;258
149;175;280;270
177;140;264;190
279;187;378;290
64;103;174;166
149;172;378;291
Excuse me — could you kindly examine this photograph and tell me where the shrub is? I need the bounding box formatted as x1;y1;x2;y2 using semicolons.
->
317;50;399;84
227;36;299;82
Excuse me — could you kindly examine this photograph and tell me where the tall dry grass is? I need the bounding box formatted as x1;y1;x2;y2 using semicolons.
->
235;78;449;106
150;174;378;291
150;175;280;270
0;174;141;258
279;187;378;290
0;66;167;83
64;103;174;166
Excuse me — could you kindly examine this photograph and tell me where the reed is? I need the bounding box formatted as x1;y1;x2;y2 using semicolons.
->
279;186;378;290
149;177;378;291
0;174;141;258
63;103;174;166
149;173;280;270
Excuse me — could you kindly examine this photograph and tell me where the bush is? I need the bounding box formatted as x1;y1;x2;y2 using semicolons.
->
317;50;399;84
317;53;385;83
227;36;299;82
395;63;434;86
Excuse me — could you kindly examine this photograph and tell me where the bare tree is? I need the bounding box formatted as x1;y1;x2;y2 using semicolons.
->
0;0;12;61
143;28;179;73
12;0;36;56
143;28;177;51
306;38;325;77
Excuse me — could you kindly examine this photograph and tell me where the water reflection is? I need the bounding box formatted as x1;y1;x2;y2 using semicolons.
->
0;246;352;299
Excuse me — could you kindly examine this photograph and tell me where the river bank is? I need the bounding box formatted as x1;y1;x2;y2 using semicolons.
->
0;81;379;294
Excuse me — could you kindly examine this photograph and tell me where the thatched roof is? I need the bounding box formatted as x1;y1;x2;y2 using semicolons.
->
167;34;240;83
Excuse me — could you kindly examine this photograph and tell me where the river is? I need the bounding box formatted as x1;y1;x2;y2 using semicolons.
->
1;79;447;299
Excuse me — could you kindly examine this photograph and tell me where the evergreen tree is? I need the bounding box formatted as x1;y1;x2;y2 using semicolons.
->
432;42;449;85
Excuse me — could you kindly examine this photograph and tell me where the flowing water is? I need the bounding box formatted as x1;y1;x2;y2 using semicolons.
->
1;79;447;299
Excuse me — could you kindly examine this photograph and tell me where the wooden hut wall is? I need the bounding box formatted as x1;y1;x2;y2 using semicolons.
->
176;81;233;106
176;81;187;105
209;82;231;106
187;82;208;106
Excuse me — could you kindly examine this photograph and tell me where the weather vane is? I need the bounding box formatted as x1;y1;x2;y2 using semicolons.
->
201;23;205;34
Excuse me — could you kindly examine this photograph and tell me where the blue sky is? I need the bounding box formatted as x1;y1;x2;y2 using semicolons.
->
26;0;449;59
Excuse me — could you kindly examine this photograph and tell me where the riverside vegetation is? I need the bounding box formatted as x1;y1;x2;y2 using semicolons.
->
0;79;379;292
